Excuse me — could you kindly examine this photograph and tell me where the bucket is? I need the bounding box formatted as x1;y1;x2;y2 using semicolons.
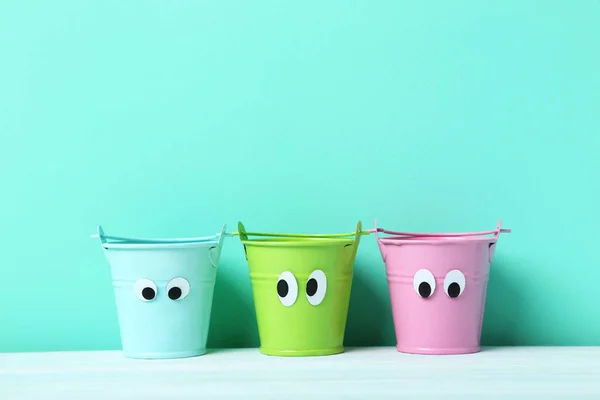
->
374;219;511;355
238;221;365;356
92;224;228;359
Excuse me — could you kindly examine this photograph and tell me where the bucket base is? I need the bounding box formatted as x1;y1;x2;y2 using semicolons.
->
396;345;481;355
259;346;344;357
122;348;207;360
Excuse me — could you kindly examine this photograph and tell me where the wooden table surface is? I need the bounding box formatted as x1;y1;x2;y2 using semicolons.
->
1;347;599;399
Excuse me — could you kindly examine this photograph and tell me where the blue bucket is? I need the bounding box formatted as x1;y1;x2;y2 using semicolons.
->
93;225;228;359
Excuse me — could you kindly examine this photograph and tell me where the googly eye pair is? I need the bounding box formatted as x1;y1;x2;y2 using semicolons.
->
277;270;326;307
413;269;465;299
133;278;190;302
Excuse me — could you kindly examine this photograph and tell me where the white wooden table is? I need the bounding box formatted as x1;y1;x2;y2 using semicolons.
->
1;347;598;399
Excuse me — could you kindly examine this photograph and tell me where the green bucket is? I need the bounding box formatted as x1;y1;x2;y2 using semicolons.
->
238;221;365;356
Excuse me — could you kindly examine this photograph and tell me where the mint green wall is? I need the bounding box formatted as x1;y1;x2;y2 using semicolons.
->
1;0;598;352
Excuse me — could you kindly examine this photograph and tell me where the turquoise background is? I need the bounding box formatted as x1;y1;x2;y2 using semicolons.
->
0;0;598;352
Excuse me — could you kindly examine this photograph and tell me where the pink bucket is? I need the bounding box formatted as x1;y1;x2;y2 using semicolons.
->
373;220;511;355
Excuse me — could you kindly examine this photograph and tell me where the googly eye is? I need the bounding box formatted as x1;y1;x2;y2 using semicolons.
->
306;269;327;306
413;269;436;298
166;277;190;301
277;271;298;307
134;278;157;302
444;270;466;298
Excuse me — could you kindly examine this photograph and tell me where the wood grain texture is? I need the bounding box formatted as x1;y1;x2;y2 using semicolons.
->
1;347;599;399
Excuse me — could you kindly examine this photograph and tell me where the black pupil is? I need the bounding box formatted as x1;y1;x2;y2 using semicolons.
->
448;282;461;298
277;280;289;297
418;282;432;298
142;287;155;300
168;286;182;300
306;278;318;296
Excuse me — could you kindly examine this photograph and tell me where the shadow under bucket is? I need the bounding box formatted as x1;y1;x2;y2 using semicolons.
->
373;219;511;355
238;221;366;357
92;225;228;359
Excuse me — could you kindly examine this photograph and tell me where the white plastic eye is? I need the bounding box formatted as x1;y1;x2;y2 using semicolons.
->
134;278;157;302
306;269;327;306
444;270;466;298
413;269;436;298
277;271;298;307
166;277;190;301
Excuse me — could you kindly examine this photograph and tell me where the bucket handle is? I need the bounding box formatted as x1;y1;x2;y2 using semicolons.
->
370;221;511;238
488;219;507;264
237;221;249;260
236;221;368;261
371;219;511;263
90;226;229;244
209;224;228;268
91;224;232;255
344;221;363;265
93;225;108;248
235;228;370;239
